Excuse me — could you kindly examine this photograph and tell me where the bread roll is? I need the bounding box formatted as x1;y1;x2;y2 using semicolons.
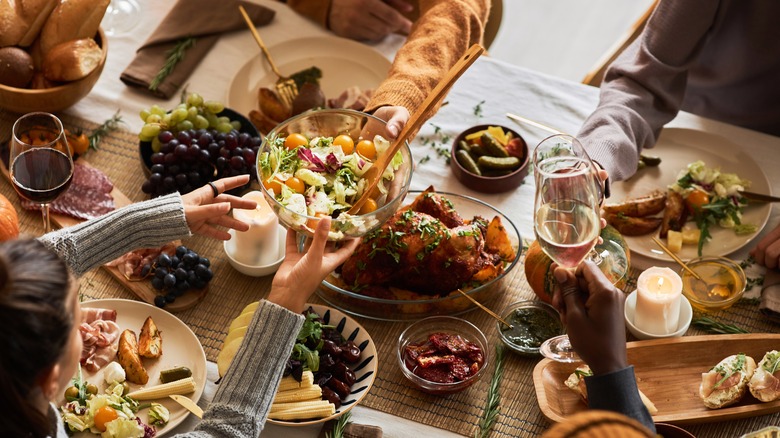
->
42;37;101;81
0;0;58;47
0;46;34;87
38;0;109;57
700;353;757;409
748;351;780;402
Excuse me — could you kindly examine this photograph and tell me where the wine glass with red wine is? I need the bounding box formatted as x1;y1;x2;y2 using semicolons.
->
10;113;74;233
533;134;603;363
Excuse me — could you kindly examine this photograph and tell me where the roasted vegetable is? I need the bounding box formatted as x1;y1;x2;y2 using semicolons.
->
602;191;666;217
258;87;291;122
604;212;663;236
117;329;149;385
660;191;689;238
138;316;162;359
290;66;322;89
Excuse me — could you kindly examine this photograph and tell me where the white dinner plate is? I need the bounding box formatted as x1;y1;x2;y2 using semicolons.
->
610;128;771;262
227;36;391;117
74;299;207;437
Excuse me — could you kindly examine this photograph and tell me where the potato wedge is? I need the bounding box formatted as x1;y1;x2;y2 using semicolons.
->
660;191;689;238
138;316;162;359
249;109;279;135
485;216;516;261
602;191;666;217
117;329;149;385
258;87;290;122
604;212;662;236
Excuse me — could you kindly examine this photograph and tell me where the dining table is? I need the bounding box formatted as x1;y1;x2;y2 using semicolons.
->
3;0;780;436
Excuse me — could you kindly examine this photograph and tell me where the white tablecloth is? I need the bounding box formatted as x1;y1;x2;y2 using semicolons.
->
65;0;780;436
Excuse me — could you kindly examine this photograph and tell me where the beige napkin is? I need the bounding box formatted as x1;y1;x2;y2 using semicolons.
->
120;0;274;99
760;269;780;323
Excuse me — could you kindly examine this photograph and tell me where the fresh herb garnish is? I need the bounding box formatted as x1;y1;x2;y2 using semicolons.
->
473;100;486;117
474;345;505;438
88;110;124;151
712;353;746;389
692;316;749;334
149;37;196;92
325;410;352;438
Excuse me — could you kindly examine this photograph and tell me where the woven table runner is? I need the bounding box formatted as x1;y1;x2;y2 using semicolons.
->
2;111;779;436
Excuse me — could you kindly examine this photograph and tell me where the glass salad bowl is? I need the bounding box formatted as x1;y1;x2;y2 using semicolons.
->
316;191;523;320
257;109;413;241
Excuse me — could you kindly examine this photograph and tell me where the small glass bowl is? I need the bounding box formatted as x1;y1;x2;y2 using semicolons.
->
497;301;564;355
397;316;489;395
680;256;746;311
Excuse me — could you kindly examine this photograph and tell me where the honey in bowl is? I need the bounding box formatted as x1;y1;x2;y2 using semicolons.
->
680;256;746;311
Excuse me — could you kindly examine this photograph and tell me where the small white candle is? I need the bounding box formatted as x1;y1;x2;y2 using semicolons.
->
634;267;682;335
230;191;280;266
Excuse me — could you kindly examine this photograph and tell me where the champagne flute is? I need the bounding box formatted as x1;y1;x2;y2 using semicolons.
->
101;0;142;36
10;113;74;234
533;134;602;362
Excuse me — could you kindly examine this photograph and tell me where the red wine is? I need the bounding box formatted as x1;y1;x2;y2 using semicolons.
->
11;148;73;203
535;199;599;268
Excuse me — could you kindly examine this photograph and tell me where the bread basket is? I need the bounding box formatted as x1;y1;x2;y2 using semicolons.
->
0;28;108;114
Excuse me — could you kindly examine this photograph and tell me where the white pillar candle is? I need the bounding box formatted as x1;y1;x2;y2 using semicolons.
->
230;191;280;266
634;267;683;335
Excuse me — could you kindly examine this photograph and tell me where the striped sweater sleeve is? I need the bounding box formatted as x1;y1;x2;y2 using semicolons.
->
37;193;191;277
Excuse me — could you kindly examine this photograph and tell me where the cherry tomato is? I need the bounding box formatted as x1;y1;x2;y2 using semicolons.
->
284;133;308;150
306;212;329;230
285;177;306;194
94;406;119;432
333;135;355;154
356;140;377;160
263;178;284;195
66;130;89;156
359;198;378;214
686;189;709;213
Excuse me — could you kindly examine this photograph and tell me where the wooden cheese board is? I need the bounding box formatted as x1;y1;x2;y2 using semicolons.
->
533;334;780;425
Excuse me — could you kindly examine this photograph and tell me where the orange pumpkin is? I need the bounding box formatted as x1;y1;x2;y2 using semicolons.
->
525;225;630;304
0;194;18;241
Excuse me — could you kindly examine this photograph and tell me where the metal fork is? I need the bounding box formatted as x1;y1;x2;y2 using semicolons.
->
238;5;298;108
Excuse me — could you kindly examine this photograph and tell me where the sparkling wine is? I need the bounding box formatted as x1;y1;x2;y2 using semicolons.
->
535;199;600;268
11;148;73;203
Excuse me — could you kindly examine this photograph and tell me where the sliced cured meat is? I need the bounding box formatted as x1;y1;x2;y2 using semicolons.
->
327;86;373;111
82;308;116;324
105;242;177;280
79;311;121;373
20;163;114;220
749;351;780;402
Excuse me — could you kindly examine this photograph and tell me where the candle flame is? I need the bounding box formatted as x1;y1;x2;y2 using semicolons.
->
657;276;664;289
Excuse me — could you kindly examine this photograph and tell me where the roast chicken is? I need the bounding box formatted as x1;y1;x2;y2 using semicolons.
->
340;191;502;295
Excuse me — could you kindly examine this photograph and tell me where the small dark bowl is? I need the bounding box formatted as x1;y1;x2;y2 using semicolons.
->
139;108;260;177
450;124;529;193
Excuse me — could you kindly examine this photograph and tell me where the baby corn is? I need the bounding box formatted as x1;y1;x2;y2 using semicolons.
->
269;399;333;414
268;401;335;420
272;384;321;404
277;371;314;392
126;376;196;400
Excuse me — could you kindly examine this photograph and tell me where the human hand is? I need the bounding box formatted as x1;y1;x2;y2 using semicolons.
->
552;261;627;375
372;105;410;139
329;0;413;41
750;224;780;269
268;218;360;313
181;175;257;240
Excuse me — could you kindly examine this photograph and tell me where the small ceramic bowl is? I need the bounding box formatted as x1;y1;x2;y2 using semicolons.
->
624;290;693;340
680;256;746;312
450;124;529;193
397;316;488;394
497;300;564;356
223;226;286;277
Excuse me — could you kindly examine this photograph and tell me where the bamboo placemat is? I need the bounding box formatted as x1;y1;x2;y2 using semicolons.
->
2;111;779;436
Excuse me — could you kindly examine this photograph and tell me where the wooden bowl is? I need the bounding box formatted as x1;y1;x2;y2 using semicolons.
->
450;124;530;193
0;28;108;113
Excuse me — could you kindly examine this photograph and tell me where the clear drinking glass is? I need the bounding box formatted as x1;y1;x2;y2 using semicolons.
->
101;0;142;36
10;113;74;233
533;134;603;362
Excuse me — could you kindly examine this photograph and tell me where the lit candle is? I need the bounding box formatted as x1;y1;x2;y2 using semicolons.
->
634;267;683;335
230;191;280;265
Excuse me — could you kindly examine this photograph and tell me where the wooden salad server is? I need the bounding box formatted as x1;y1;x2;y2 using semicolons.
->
348;44;485;214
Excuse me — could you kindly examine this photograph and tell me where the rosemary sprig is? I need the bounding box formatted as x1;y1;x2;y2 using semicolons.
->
325;411;351;438
692;316;749;334
88;111;124;151
475;345;506;438
149;37;196;92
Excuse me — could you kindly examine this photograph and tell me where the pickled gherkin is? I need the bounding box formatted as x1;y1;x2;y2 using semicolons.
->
478;155;521;171
159;366;193;383
456;150;482;175
480;133;509;157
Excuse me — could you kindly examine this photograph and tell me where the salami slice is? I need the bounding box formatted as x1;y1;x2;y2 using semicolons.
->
21;163;115;220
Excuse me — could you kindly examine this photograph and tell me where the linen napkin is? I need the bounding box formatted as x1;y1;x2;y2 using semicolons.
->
759;268;780;323
120;0;275;99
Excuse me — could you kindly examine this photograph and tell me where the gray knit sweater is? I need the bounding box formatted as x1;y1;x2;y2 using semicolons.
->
43;194;304;437
578;0;780;181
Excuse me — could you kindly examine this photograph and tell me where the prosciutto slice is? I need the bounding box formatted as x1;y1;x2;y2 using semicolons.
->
79;311;121;372
749;351;780;402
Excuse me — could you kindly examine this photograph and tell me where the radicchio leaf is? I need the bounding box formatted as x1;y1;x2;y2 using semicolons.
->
297;148;326;172
325;153;341;174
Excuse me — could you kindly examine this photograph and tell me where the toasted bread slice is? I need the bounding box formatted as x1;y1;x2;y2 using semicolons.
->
565;364;658;414
700;353;756;409
117;329;149;385
749;351;780;402
138;316;162;359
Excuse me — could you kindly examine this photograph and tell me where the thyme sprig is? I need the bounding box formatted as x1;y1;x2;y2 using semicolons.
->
325;411;352;438
692;316;749;334
475;345;505;438
88;111;124;151
150;37;197;92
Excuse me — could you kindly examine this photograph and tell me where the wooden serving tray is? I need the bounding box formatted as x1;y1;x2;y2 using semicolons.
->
533;334;780;425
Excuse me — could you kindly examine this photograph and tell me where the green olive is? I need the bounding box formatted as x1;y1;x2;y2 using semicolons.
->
64;386;79;400
121;382;130;396
86;384;98;395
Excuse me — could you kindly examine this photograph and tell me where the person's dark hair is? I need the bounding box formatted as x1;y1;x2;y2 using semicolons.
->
0;239;73;437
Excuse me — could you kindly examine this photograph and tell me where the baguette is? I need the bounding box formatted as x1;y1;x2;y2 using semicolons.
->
42;37;101;81
564;364;658;414
0;0;58;47
700;353;756;409
38;0;109;57
748;351;780;402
